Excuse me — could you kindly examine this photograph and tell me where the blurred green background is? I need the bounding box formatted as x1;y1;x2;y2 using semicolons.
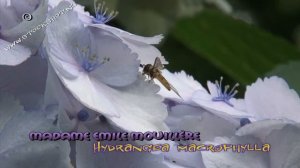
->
76;0;300;95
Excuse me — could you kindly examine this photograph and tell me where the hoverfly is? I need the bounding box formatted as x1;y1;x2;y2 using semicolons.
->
141;57;182;99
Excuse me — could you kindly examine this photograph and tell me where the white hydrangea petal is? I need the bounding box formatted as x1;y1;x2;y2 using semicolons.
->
0;56;47;95
0;110;55;153
0;141;72;168
230;98;247;111
73;5;93;24
76;122;168;168
0;5;19;30
89;27;139;87
0;109;71;167
44;65;83;117
90;24;164;44
164;143;206;168
169;105;237;142
157;70;205;102
47;3;139;86
124;37;168;65
236;119;297;142
207;80;219;97
107;75;169;132
0;93;23;132
48;0;63;8
166;104;206;131
87;24;167;65
48;0;92;23
1;0;48;50
45;2;83;79
50;66;119;117
10;0;40;16
202;136;269;168
180;112;237;142
192;89;212;101
0;39;31;65
48;55;80;80
245;76;300;122
44;105;60;121
48;0;77;8
58;108;77;132
192;90;253;121
0;0;7;6
265;125;300;168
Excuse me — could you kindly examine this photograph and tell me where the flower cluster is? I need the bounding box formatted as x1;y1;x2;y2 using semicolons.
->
0;0;300;168
158;71;300;167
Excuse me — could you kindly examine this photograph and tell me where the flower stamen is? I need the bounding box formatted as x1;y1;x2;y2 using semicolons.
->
76;45;110;72
93;0;119;24
212;76;239;107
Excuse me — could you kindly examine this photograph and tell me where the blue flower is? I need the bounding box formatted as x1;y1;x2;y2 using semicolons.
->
75;45;110;72
212;77;239;107
92;0;118;24
44;1;169;132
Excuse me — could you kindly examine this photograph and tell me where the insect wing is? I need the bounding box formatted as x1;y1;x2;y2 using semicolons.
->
153;57;164;70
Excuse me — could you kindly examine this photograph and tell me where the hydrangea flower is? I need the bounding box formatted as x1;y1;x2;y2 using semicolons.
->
69;113;171;168
201;135;269;168
156;70;251;124
204;121;300;168
244;76;300;122
192;77;253;121
162;103;239;167
0;94;72;168
236;119;297;141
0;91;172;168
44;1;169;132
236;77;300;138
204;76;300;168
166;104;237;143
54;99;172;168
162;93;239;167
75;0;168;65
263;124;300;168
2;0;299;167
154;71;245;166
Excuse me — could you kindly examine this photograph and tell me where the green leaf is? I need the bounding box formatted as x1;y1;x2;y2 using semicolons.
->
171;9;300;85
117;8;169;35
267;61;300;94
161;36;235;85
116;0;179;35
116;0;205;35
